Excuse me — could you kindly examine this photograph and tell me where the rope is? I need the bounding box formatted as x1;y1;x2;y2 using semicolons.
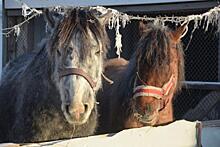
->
101;72;114;84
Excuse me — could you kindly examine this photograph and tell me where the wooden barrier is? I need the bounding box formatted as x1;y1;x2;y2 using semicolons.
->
0;120;201;147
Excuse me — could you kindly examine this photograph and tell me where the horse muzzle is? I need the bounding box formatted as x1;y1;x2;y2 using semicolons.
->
63;102;91;125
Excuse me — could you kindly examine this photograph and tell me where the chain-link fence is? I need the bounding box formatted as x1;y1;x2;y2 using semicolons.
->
5;7;220;121
174;20;219;120
6;16;33;62
5;14;45;64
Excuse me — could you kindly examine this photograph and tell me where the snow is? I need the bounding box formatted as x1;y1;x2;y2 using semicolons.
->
23;120;199;147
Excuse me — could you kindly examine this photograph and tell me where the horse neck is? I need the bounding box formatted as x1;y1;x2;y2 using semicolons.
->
127;55;137;81
119;56;137;100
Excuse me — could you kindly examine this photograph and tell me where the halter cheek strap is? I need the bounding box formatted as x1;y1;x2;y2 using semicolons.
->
133;74;175;100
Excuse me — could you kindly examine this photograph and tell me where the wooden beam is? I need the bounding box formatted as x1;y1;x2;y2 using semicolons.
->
5;1;219;16
4;0;204;9
182;81;220;90
110;1;219;14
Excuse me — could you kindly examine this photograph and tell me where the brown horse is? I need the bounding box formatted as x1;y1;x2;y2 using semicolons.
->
97;22;187;133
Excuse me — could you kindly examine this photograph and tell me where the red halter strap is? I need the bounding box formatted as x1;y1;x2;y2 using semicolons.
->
133;74;175;100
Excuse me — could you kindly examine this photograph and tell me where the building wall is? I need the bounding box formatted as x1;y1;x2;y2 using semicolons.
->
0;1;2;78
4;0;200;9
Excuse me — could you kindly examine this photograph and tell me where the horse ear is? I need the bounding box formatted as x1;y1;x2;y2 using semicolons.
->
139;21;148;36
43;9;55;29
43;8;62;30
172;21;189;42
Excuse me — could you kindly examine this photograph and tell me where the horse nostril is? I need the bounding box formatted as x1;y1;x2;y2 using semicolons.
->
84;103;89;112
65;104;71;115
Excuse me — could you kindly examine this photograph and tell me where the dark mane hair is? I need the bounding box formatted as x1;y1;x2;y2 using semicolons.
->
48;8;109;59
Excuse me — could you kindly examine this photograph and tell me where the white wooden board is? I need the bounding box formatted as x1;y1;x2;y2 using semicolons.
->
4;120;199;147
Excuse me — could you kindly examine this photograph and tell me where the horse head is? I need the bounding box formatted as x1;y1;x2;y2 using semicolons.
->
126;22;187;127
44;8;110;125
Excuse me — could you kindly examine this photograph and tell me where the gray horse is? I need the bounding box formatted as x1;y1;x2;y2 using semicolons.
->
0;8;110;143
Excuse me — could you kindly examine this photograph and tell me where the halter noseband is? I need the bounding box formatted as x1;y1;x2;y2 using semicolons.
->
59;68;97;90
133;73;175;100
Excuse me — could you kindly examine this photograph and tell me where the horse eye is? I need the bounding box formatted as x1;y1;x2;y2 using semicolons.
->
57;50;61;56
95;50;100;55
95;49;103;55
67;47;73;54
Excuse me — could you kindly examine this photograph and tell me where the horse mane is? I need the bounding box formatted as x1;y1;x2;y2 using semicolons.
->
176;41;185;92
0;47;47;85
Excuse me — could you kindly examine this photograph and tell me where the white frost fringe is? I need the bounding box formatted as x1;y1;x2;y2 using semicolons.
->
2;2;220;56
94;6;130;58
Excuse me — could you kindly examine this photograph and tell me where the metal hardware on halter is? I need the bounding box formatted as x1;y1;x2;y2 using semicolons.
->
59;68;97;90
133;73;175;100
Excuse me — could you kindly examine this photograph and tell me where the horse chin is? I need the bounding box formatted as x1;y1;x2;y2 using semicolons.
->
63;108;92;125
133;111;159;126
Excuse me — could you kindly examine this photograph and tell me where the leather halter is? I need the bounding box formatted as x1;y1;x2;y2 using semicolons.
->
59;68;97;89
133;73;175;100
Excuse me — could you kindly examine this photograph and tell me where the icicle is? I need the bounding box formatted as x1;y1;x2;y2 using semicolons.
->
198;16;202;28
91;6;127;58
108;14;115;29
218;14;220;32
115;16;122;58
121;14;130;28
190;15;200;32
154;17;164;26
22;3;32;18
14;25;21;37
204;15;209;31
153;17;160;26
185;20;197;52
21;3;42;18
180;21;189;39
53;6;64;15
171;15;175;24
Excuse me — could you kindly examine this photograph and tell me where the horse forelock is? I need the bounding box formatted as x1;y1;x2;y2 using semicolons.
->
137;24;170;74
47;8;109;60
